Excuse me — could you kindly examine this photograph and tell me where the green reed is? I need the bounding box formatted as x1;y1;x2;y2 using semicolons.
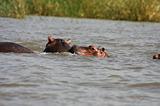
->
0;0;26;18
0;0;160;22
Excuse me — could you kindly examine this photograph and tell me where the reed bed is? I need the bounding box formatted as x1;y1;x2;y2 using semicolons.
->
0;0;160;22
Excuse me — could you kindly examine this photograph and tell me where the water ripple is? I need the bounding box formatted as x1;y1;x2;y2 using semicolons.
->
0;16;160;106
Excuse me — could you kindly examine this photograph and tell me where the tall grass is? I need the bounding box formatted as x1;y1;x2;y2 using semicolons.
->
0;0;26;18
0;0;160;22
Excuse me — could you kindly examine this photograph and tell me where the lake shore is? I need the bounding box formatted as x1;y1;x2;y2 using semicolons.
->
0;0;160;22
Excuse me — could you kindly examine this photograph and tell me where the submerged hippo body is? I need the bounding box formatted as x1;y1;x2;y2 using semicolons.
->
69;45;109;58
0;42;33;53
43;36;72;53
153;53;160;59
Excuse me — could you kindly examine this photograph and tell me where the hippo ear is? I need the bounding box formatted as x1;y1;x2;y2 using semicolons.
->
65;39;72;44
48;36;55;43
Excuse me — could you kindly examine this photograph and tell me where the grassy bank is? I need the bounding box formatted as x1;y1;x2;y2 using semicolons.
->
0;0;160;22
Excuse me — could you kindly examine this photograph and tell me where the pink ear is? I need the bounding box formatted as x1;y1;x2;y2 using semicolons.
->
48;36;54;43
65;39;72;44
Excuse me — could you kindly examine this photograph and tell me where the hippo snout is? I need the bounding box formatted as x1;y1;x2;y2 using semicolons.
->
69;45;108;58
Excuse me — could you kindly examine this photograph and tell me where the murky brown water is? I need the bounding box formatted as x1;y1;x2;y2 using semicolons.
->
0;16;160;106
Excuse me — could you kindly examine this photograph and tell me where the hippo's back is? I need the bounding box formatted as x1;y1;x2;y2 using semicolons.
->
0;42;33;53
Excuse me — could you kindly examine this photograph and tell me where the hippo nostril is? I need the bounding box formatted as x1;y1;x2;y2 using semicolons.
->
91;48;95;50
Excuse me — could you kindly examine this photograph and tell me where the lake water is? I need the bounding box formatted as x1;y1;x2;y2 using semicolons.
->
0;16;160;106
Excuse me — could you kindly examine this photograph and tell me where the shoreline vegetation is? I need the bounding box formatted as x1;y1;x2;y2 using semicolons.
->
0;0;160;22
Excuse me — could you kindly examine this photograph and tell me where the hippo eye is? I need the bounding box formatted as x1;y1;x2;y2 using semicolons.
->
59;39;65;44
60;39;64;42
101;48;105;51
89;45;95;50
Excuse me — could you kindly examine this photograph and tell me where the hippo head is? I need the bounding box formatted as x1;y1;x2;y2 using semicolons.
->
153;53;160;59
96;47;109;58
43;36;72;53
69;45;109;58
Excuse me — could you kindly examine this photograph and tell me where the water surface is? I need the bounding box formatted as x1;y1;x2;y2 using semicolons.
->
0;16;160;106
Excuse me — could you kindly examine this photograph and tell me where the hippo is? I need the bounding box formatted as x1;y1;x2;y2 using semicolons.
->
153;53;160;59
69;45;109;58
43;36;72;53
0;42;33;53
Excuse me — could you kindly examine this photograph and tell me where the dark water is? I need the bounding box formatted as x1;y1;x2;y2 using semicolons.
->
0;16;160;106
